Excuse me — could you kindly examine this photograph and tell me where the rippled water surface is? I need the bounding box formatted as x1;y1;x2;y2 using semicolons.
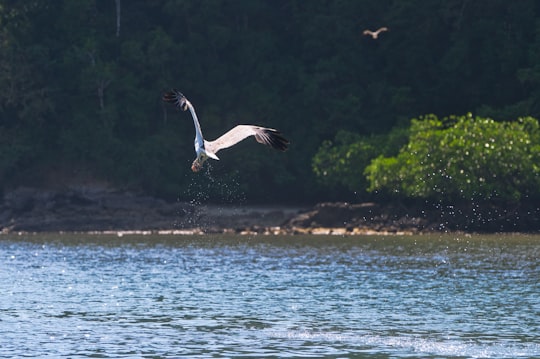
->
1;233;539;358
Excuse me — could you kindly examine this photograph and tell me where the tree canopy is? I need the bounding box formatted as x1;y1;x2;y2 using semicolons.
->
1;0;540;203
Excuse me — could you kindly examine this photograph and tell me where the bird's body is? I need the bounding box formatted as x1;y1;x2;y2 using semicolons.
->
363;27;388;39
163;89;289;172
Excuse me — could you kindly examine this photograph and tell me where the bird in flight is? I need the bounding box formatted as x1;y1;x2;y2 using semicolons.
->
163;89;289;172
363;27;388;39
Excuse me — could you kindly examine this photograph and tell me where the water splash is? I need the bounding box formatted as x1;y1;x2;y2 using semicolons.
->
179;164;246;229
184;164;245;203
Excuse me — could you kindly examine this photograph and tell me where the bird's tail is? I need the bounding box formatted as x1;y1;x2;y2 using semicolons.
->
163;89;188;111
204;149;220;161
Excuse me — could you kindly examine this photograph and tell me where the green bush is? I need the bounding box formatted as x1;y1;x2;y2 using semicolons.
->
312;128;408;193
365;114;540;202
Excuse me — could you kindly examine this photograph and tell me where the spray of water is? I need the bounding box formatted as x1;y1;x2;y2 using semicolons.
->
176;164;246;231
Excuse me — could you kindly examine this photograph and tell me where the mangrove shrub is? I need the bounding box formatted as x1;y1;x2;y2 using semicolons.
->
365;114;540;202
312;128;408;194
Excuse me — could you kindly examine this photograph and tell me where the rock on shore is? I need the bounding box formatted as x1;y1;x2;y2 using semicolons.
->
285;201;540;234
1;187;539;234
0;186;301;233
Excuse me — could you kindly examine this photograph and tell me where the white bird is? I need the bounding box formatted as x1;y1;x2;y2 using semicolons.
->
163;89;289;172
363;27;388;39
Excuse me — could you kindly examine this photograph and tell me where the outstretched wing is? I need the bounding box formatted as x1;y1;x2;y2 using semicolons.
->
206;125;289;155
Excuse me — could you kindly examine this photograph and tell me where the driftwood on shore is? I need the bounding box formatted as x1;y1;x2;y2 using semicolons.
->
1;187;539;234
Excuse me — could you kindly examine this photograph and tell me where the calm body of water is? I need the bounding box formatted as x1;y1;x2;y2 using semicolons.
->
1;233;539;358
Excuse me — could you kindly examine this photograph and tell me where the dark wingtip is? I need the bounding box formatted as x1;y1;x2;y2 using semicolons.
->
162;89;187;110
162;88;180;102
266;129;289;152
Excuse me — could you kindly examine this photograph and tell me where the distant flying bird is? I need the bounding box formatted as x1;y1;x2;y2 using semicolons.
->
363;27;388;39
163;89;289;172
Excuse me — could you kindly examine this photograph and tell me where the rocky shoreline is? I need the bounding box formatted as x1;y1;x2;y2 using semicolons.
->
1;187;539;235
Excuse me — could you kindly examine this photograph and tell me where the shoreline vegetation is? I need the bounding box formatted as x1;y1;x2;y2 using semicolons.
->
1;187;539;235
3;3;540;206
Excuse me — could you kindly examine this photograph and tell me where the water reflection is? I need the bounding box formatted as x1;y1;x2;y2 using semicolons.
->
1;233;539;358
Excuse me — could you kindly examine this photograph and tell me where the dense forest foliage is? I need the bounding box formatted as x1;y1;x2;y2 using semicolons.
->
1;0;540;203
